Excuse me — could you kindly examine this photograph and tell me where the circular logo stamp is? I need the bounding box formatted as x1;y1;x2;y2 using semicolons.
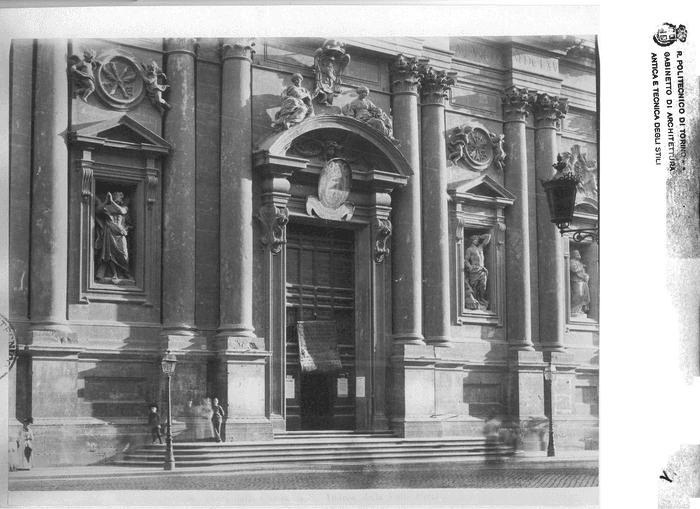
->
0;313;18;380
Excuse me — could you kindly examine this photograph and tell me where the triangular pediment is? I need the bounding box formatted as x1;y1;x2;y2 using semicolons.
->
448;174;516;203
69;115;171;155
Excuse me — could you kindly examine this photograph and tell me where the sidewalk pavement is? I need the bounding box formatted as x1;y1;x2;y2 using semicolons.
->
8;450;598;481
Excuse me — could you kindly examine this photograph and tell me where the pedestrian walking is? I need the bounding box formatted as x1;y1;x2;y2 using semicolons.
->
483;412;503;465
211;398;225;443
17;418;35;470
148;406;163;444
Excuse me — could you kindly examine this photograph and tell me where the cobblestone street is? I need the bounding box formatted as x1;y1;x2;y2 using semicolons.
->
10;462;598;491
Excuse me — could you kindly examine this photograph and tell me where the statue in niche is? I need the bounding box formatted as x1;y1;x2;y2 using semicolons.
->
312;39;350;105
570;250;591;317
140;61;171;116
464;234;491;309
94;191;133;284
561;144;598;208
273;73;314;130
342;86;396;142
68;49;99;103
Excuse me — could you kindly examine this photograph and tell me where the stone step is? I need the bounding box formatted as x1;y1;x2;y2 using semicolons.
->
115;447;513;467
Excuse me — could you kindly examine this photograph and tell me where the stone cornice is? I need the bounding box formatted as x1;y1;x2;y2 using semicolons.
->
221;38;256;62
389;54;421;96
533;92;569;128
418;62;457;106
501;85;535;123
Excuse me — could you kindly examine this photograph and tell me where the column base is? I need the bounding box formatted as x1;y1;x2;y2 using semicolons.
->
541;343;566;353
391;332;426;347
508;339;535;351
423;335;454;348
216;324;257;339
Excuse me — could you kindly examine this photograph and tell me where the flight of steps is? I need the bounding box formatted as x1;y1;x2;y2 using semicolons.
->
114;430;513;468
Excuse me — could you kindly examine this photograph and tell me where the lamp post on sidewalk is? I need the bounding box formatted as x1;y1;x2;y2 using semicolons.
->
161;351;177;470
544;362;556;457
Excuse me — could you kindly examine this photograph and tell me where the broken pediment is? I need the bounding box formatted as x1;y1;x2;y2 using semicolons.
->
68;115;171;156
448;174;515;208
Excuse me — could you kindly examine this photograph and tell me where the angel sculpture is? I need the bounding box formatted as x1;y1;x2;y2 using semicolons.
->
68;49;100;103
312;39;350;105
140;61;171;116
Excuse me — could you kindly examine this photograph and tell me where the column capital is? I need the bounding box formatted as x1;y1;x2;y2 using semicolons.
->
533;93;568;129
501;85;536;123
389;54;421;96
221;38;256;62
418;62;457;106
164;38;198;58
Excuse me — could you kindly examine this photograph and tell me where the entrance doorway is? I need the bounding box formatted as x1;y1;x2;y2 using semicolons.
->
285;223;355;431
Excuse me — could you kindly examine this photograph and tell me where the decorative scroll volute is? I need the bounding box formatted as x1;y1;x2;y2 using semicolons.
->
258;203;289;254
147;176;158;210
76;161;94;202
374;218;392;263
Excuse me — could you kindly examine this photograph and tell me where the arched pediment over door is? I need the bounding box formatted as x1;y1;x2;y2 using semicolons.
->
254;115;412;202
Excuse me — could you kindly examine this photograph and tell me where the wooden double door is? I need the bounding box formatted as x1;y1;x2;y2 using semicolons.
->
285;223;356;431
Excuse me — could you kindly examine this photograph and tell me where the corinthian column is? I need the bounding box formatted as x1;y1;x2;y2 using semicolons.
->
29;39;73;342
501;86;535;351
161;38;198;341
217;39;257;344
389;55;424;347
533;93;569;352
419;64;457;348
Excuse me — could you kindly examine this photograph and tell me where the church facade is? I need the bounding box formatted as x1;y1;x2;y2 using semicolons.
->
7;36;599;466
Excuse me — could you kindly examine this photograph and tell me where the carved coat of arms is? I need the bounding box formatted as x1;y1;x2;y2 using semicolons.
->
306;159;355;220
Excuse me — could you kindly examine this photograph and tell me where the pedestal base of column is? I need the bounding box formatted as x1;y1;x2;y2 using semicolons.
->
391;332;426;347
507;350;546;451
28;324;77;345
371;413;390;432
160;333;205;352
390;418;443;438
212;335;263;352
269;414;286;433
224;418;274;442
508;417;551;452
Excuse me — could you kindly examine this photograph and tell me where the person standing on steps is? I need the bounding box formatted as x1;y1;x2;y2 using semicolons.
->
148;406;163;445
211;398;225;443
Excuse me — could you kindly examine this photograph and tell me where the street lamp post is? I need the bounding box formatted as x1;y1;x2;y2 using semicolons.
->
161;352;177;470
544;362;555;457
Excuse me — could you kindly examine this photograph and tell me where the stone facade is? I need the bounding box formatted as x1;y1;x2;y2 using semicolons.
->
7;36;599;466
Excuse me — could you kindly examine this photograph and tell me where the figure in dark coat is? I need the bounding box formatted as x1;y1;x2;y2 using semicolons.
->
148;406;163;444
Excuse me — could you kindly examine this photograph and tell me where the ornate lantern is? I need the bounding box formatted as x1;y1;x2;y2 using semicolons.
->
540;155;599;243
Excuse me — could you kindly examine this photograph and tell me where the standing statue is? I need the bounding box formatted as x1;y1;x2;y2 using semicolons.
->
464;234;491;309
570;250;591;316
341;86;396;141
140;61;171;116
273;73;314;130
312;39;350;105
94;191;133;284
68;49;99;103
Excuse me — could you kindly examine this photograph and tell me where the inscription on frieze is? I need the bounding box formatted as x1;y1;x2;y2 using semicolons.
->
509;49;559;77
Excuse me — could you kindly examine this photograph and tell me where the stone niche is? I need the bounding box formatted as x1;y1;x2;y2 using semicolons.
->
68;114;170;309
448;175;514;326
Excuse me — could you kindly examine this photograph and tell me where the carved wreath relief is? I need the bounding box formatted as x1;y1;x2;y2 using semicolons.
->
306;159;355;221
447;123;505;172
68;50;170;116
